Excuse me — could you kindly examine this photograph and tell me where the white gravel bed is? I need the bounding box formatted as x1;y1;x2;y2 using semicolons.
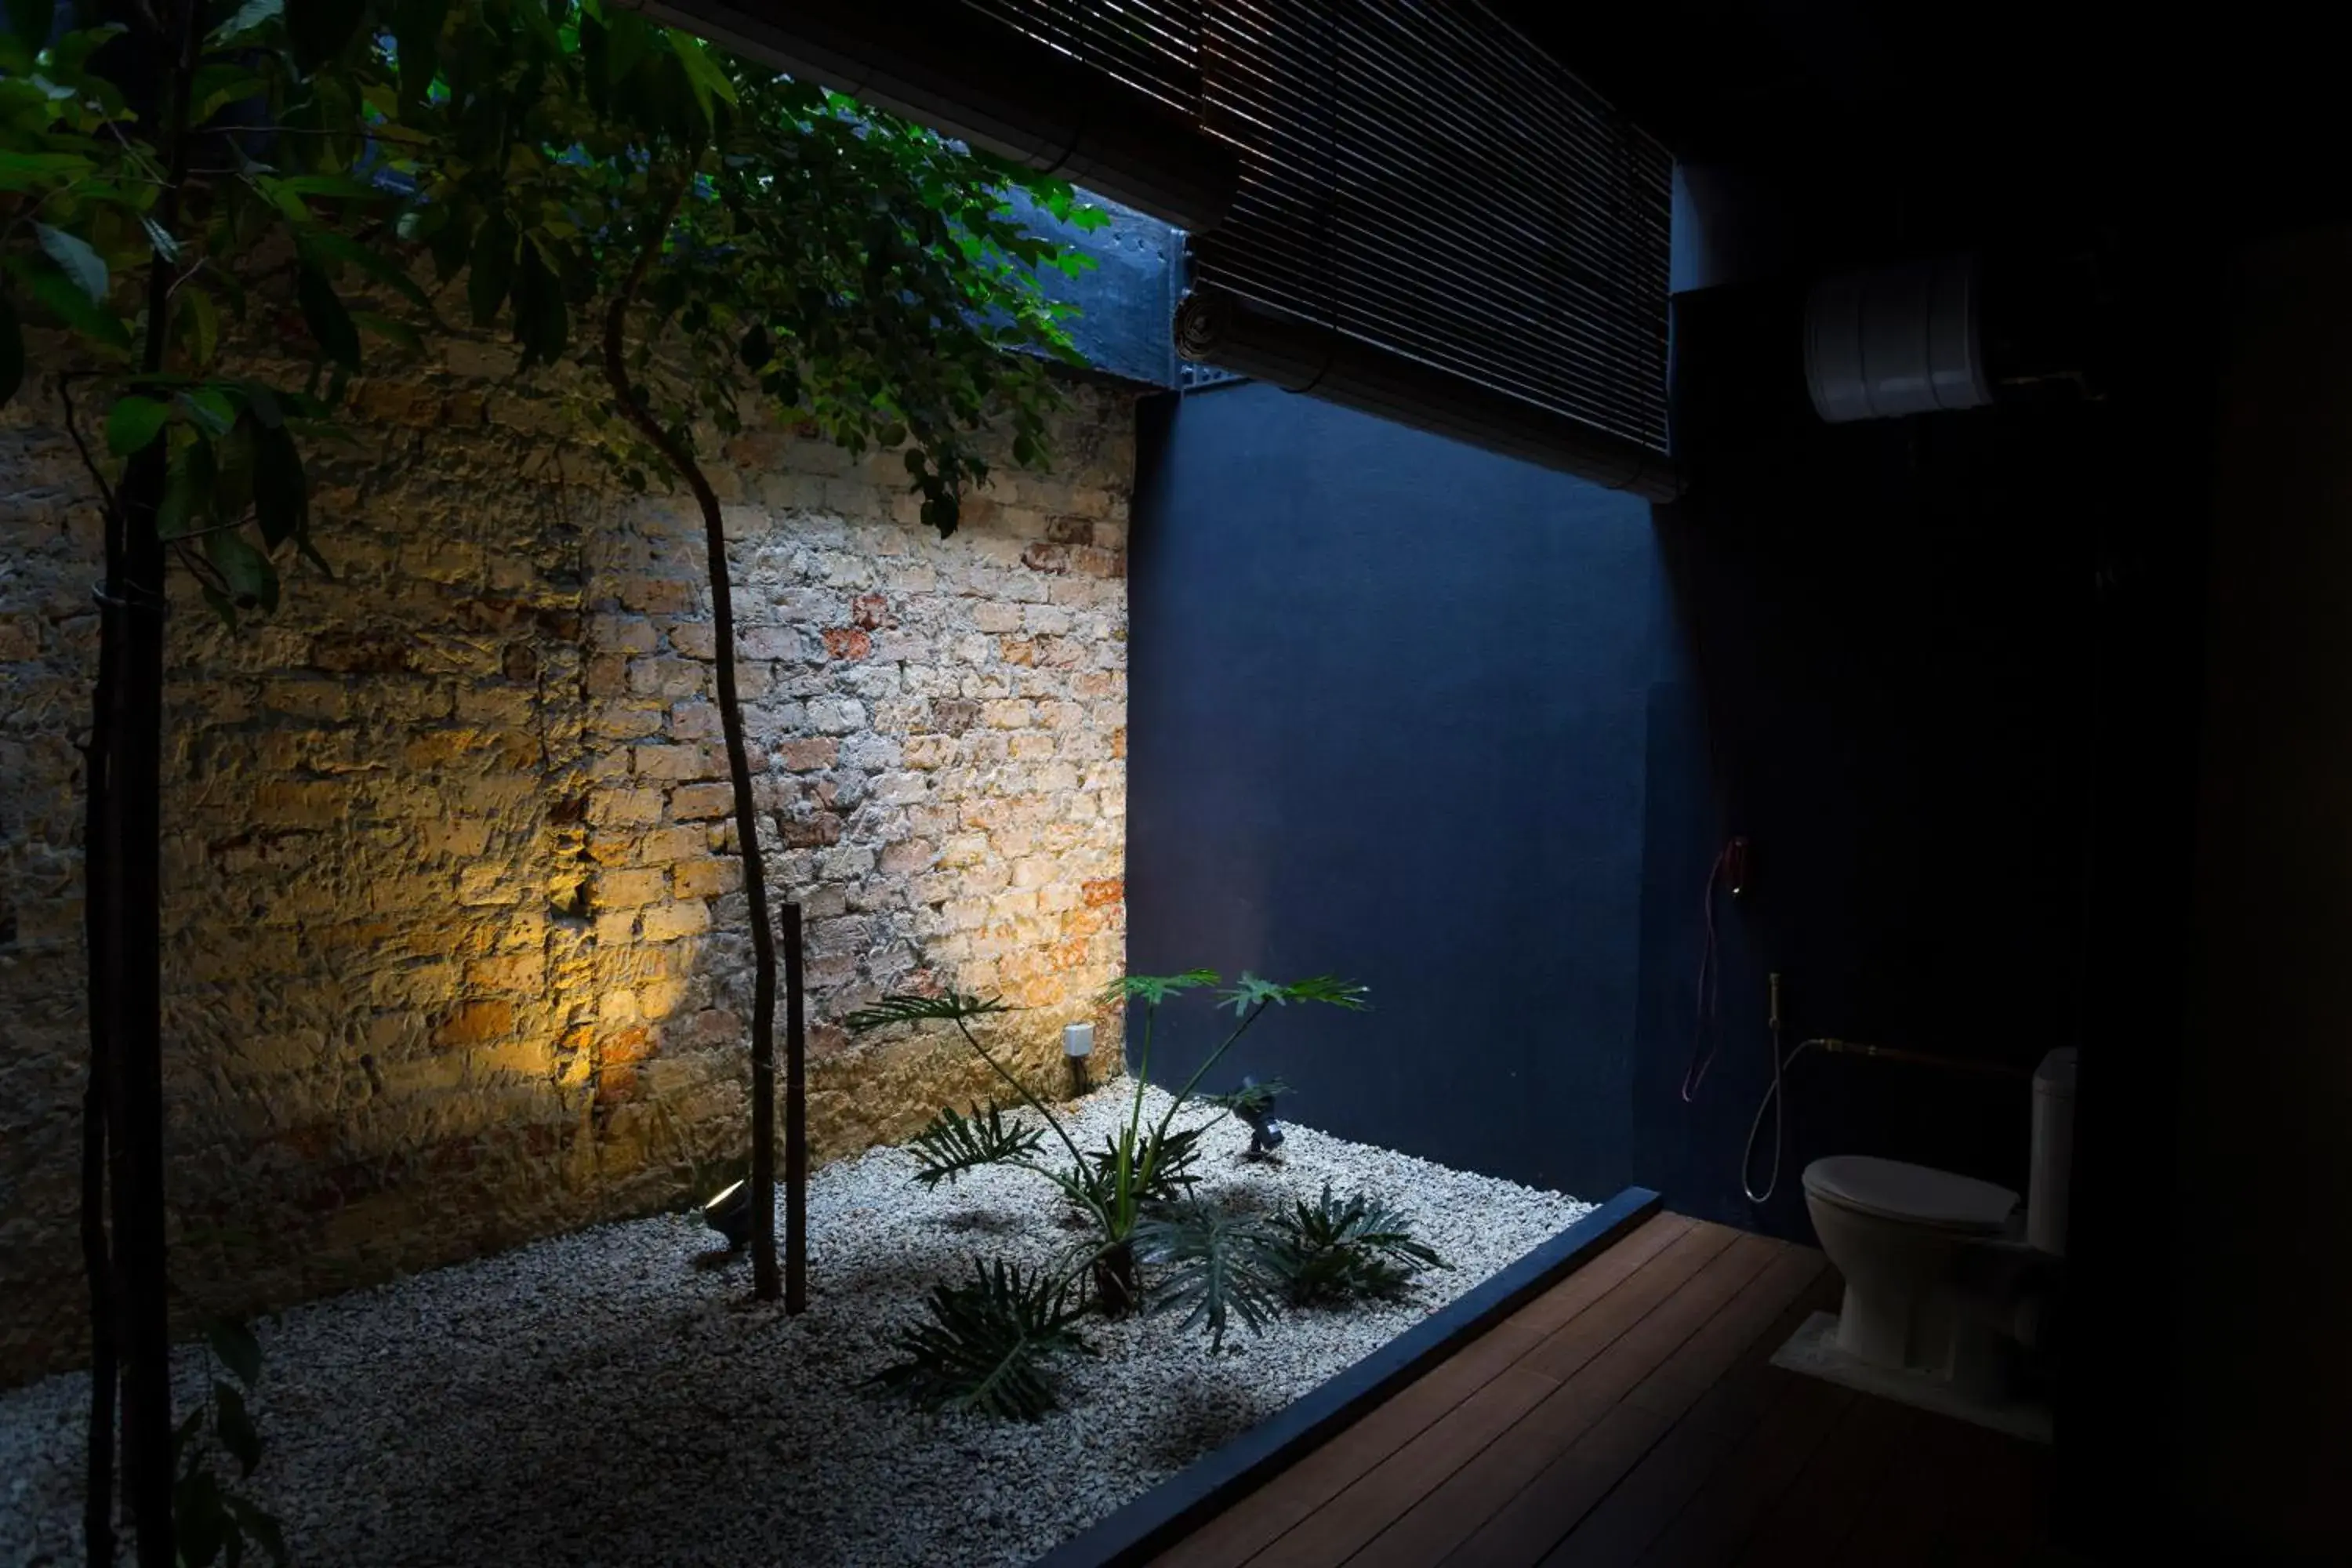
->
2;1082;1592;1568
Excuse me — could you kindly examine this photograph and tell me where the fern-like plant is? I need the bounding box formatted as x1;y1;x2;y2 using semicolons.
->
1264;1183;1448;1306
869;1258;1091;1421
906;1102;1050;1190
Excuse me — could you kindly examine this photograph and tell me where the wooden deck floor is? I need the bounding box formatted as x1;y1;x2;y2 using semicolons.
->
1149;1212;2074;1568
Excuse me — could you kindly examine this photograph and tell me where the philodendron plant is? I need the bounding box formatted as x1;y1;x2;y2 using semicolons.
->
845;971;1446;1418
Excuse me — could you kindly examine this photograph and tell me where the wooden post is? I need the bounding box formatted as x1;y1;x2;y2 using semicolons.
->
783;902;808;1314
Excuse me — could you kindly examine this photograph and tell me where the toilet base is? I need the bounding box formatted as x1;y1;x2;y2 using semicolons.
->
1833;1278;2015;1399
1773;1311;2053;1443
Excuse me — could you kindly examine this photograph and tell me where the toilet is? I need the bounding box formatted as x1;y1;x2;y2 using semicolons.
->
1800;1047;2075;1396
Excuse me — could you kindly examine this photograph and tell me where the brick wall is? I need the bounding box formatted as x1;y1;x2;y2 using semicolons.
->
0;358;1132;1383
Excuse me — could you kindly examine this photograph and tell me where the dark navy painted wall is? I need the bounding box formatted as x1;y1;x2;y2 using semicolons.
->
1124;365;2100;1225
1126;382;1670;1200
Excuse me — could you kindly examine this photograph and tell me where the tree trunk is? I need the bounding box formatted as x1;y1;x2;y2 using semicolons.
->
81;932;115;1568
602;184;782;1301
76;380;126;1568
1094;1242;1139;1316
783;902;807;1314
96;7;205;1557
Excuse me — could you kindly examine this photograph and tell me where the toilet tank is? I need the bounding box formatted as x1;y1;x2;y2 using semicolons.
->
2028;1047;2078;1256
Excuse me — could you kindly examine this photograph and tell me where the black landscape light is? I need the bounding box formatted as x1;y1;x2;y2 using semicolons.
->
702;1178;754;1250
1230;1076;1285;1160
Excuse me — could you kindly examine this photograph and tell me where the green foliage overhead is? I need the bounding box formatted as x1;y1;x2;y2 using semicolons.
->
1;0;1098;621
869;1258;1090;1421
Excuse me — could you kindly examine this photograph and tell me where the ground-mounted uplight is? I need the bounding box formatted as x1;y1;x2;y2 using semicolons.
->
702;1178;754;1250
1232;1075;1286;1159
1063;1021;1094;1095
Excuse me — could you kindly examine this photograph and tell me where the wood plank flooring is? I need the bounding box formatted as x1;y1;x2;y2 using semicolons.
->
1149;1214;2075;1568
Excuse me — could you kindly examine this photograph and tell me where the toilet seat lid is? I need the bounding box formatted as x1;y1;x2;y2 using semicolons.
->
1802;1156;2018;1232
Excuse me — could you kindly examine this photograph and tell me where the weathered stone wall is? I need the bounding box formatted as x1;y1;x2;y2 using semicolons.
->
0;358;1131;1384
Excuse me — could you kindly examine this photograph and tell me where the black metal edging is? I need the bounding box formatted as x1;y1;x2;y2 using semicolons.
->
1029;1185;1664;1568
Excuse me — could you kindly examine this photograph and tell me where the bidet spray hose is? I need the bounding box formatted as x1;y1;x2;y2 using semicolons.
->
1742;973;1806;1206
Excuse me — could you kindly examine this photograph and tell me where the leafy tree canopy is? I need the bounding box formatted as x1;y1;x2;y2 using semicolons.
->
2;0;1102;619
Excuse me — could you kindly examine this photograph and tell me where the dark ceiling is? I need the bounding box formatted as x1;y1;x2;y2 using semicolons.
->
1497;1;2335;244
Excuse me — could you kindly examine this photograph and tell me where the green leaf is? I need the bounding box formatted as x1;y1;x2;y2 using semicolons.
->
177;285;220;368
158;436;215;539
0;150;94;192
34;223;105;305
207;1318;264;1387
270;173;386;201
869;1258;1087;1420
188;64;266;125
303;230;434;315
250;424;308;549
104;395;169;456
1134;1200;1284;1350
205;529;279;614
226;1496;289;1567
176;386;235;437
0;293;20;408
468;215;514;327
139;216;180;264
1218;973;1370;1016
671;30;739;109
1262;1183;1445;1306
425;206;472;283
176;1467;227;1568
226;1497;289;1567
6;256;128;350
905;1103;1046;1189
210;0;283;44
352;311;422;353
393;0;448;111
1104;971;1219;1007
285;0;366;71
5;0;52;49
213;1381;262;1475
296;263;359;372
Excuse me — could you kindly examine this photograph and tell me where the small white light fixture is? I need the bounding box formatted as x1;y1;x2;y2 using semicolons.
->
1063;1022;1095;1094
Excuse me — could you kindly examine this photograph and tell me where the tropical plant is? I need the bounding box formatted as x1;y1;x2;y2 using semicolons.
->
1262;1182;1448;1306
852;971;1428;1414
866;1258;1090;1422
6;2;1098;1557
171;1320;287;1568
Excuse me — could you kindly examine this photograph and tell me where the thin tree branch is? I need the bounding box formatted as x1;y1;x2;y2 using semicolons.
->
53;375;121;522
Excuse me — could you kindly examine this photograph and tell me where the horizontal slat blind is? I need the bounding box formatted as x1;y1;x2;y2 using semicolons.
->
1188;0;1674;459
960;1;1203;113
635;0;1234;229
655;0;1674;481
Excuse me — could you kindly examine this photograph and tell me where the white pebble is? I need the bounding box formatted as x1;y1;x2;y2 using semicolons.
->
0;1081;1590;1568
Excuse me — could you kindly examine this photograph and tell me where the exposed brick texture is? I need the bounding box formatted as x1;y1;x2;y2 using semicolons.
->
0;364;1131;1383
